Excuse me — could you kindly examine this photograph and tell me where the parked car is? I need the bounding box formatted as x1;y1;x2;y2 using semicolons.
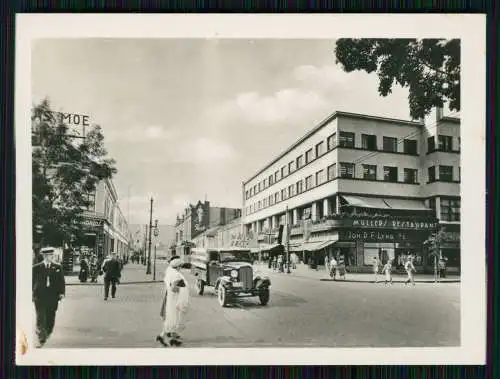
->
190;247;271;307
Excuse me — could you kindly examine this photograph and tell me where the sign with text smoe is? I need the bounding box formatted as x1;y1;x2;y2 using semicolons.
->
348;218;438;231
339;230;430;243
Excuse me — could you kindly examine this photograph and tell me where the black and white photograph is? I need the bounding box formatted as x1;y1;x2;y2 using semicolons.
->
16;14;485;365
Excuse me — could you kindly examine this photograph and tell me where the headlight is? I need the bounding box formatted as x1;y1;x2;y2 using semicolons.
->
230;270;238;278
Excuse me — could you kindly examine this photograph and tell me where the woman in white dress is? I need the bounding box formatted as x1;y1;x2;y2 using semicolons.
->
157;256;190;347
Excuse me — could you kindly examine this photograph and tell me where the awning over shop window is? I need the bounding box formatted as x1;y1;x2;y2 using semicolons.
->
382;198;430;211
341;195;391;209
293;239;338;252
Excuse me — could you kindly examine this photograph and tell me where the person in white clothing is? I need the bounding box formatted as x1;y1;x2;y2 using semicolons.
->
157;256;190;347
373;257;381;283
404;256;416;286
329;256;338;279
382;260;393;285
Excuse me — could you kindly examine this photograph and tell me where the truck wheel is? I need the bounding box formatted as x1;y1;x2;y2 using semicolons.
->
218;286;229;307
196;279;205;295
259;288;270;306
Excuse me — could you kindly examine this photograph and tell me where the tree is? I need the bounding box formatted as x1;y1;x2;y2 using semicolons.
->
32;99;117;248
335;39;460;119
423;228;446;283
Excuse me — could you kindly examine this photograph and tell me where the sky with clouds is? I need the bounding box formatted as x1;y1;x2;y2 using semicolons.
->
32;38;416;226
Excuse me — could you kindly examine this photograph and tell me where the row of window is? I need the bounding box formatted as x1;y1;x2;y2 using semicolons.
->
429;197;461;221
245;131;460;200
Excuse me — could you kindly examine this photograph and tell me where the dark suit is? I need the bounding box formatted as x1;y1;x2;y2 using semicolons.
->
32;262;65;345
102;258;122;299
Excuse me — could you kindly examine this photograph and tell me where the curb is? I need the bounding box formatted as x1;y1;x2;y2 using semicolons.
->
66;280;163;286
319;278;461;284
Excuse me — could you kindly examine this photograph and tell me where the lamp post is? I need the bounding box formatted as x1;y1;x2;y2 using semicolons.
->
153;219;159;281
146;197;153;275
286;206;291;274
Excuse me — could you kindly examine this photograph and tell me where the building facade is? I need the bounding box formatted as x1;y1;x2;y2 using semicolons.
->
77;179;131;260
242;108;460;272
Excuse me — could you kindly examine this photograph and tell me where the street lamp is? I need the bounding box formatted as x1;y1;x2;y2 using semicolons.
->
153;219;159;281
146;197;153;275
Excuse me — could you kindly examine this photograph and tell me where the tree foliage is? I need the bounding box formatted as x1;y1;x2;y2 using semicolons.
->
335;38;460;119
32;99;117;247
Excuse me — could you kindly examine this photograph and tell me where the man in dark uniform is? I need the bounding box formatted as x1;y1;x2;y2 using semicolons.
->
101;252;122;301
32;247;65;348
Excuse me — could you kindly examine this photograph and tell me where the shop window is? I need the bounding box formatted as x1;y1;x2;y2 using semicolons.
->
339;131;355;148
296;155;304;169
383;136;398;152
403;168;418;184
383;166;398;182
339;162;355;178
438;135;453;152
288;160;295;174
362;164;377;180
428;166;436;183
362;134;377;151
305;175;313;190
315;141;326;157
305;148;314;164
327;133;337;150
404;139;418;154
327;163;337;181
427;136;436;153
439;165;453;182
316;169;325;185
440;198;460;221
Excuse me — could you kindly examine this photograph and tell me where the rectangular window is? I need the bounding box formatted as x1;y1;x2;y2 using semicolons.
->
250;204;253;213
428;166;436;182
85;192;96;211
258;200;261;210
429;198;436;212
258;182;261;192
339;131;355;148
274;170;279;183
315;141;325;157
296;155;304;169
245;190;249;200
275;192;280;203
361;134;377;151
339;162;355;178
281;189;287;200
383;136;398;152
288;161;295;174
305;175;313;190
327;133;337;150
281;165;288;178
383;166;398;182
305;148;314;163
438;135;453;152
288;184;295;197
439;165;453;182
404;139;418;155
296;180;303;194
440;198;461;221
316;169;325;186
362;164;377;180
263;178;268;189
327;163;337;180
427;136;436;153
404;168;418;184
269;174;274;185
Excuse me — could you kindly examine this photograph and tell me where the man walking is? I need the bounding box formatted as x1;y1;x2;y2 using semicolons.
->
404;255;416;286
102;252;122;300
32;247;65;348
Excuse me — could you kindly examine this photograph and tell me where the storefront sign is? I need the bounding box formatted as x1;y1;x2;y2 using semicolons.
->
349;218;438;230
340;230;428;242
82;218;104;230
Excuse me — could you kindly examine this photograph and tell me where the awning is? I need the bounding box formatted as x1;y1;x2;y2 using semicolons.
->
295;239;338;252
382;198;430;211
341;195;391;209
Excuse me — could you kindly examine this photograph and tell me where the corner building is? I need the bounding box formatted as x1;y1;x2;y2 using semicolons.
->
242;108;460;273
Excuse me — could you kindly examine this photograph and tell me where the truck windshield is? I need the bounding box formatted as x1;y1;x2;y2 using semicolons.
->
219;251;253;263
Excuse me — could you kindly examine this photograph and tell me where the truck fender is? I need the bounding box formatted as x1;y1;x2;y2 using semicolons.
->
254;276;271;289
216;276;231;290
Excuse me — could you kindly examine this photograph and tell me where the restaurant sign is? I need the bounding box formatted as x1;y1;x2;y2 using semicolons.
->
340;230;429;243
349;218;438;231
82;217;104;230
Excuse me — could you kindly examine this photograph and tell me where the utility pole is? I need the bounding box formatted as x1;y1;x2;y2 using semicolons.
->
143;224;148;265
146;197;153;274
286;205;291;274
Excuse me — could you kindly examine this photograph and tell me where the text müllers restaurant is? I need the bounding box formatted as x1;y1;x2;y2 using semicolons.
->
325;216;440;270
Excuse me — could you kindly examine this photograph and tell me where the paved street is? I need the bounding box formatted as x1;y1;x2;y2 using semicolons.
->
39;263;460;348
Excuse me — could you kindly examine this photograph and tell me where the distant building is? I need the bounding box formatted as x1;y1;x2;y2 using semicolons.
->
242;108;460;272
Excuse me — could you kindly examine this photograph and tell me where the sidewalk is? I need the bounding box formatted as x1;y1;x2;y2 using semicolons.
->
253;262;460;283
66;262;168;286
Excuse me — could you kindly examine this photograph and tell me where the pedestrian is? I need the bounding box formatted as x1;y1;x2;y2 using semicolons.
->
101;252;122;300
157;256;190;347
324;254;330;275
404;256;416;286
79;255;89;283
373;257;381;283
89;254;99;283
32;247;65;348
329;255;337;279
382;259;393;285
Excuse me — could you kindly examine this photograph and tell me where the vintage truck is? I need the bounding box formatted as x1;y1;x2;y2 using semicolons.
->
190;247;271;307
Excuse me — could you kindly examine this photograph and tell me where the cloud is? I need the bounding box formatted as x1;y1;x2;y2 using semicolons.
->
107;125;177;142
173;137;236;164
293;64;354;90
